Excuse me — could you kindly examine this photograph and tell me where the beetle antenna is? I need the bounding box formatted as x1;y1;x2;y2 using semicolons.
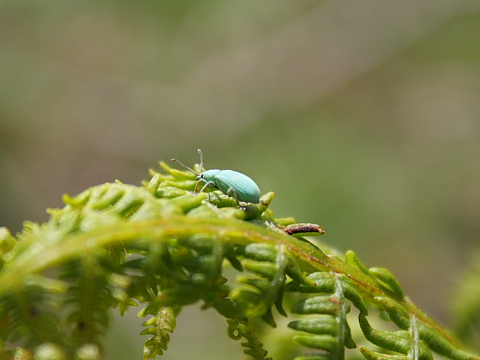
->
171;158;198;175
197;149;205;172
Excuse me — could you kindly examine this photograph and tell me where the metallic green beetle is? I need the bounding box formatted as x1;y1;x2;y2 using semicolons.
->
172;149;261;203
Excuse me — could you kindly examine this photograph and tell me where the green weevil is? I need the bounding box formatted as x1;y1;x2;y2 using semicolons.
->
171;149;261;204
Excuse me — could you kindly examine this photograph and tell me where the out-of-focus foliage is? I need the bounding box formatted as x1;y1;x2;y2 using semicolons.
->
1;1;480;359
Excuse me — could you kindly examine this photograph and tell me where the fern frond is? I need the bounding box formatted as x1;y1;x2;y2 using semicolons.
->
141;306;179;359
60;258;115;348
1;287;64;349
227;318;272;360
0;155;477;360
287;272;357;360
232;243;296;326
359;314;433;360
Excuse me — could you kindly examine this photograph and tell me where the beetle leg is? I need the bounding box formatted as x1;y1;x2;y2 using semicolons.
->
197;180;214;194
226;187;240;204
194;181;202;194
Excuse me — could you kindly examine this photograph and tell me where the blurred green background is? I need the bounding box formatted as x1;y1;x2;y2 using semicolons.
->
1;0;480;358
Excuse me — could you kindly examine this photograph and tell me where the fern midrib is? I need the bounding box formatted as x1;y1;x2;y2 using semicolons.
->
79;255;102;344
333;274;347;360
